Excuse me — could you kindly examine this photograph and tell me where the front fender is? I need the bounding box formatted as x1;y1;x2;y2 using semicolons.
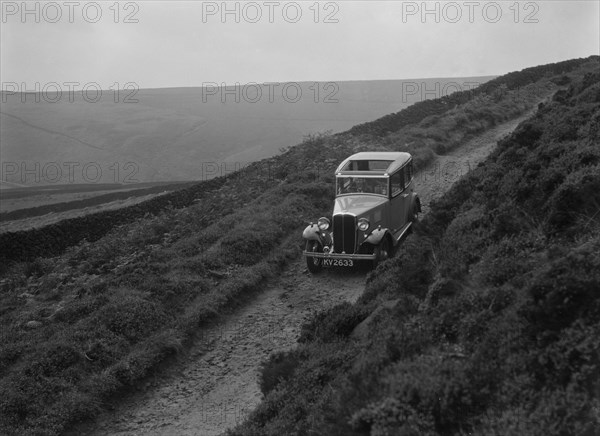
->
302;224;332;245
364;227;389;246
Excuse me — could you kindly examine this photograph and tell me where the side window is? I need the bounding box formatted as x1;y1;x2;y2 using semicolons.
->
404;161;413;187
391;168;405;196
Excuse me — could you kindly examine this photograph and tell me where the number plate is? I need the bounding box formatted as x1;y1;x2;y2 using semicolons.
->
323;258;354;267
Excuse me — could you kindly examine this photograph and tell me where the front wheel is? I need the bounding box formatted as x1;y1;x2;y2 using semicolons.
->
305;240;323;273
411;198;421;222
372;237;392;269
412;207;419;222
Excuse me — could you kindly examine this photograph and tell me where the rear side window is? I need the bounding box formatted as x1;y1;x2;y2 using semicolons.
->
404;161;413;186
391;168;405;196
341;160;393;171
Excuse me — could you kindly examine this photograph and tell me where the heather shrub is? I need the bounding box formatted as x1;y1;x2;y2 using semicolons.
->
471;234;545;287
220;230;279;266
298;301;372;343
259;348;305;396
437;205;491;279
362;234;434;303
524;236;600;335
348;357;478;436
350;396;436;436
545;164;600;233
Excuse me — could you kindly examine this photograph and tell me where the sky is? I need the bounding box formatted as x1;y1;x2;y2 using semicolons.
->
1;0;599;89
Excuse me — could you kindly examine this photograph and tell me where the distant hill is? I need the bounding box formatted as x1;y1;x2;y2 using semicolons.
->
0;77;494;186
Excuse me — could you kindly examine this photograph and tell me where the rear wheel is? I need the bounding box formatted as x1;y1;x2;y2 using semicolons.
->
305;240;323;273
372;236;392;269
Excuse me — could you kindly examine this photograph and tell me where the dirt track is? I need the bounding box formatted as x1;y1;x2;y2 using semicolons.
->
73;110;536;436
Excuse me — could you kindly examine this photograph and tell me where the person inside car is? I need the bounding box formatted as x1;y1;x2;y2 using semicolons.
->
348;177;367;193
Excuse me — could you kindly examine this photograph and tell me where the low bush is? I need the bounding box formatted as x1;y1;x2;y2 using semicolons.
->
258;349;305;396
298;302;372;343
362;233;434;303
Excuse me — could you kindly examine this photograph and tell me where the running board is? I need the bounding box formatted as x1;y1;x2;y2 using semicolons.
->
392;222;412;245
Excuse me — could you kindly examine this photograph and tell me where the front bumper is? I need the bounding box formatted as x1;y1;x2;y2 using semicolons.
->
302;251;376;260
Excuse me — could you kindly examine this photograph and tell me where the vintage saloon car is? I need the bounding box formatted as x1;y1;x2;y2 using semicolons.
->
302;152;421;272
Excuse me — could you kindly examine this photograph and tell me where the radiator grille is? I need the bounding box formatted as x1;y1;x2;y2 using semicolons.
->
333;214;356;253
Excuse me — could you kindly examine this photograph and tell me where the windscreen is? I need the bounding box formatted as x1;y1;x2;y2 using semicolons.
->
337;177;388;195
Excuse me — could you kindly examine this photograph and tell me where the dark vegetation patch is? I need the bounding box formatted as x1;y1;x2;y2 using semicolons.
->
228;60;600;436
0;56;597;435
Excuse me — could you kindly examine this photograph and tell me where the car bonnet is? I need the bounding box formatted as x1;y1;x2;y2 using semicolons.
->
333;195;388;217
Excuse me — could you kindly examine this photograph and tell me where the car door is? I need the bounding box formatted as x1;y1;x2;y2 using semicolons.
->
389;166;411;231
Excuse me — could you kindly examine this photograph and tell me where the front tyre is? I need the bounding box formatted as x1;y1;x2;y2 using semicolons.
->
305;240;324;273
412;208;419;222
411;198;421;222
372;237;392;269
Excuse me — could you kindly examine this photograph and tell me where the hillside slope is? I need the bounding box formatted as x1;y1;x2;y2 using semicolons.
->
228;68;600;436
2;59;592;265
68;108;538;436
0;78;493;185
0;57;596;436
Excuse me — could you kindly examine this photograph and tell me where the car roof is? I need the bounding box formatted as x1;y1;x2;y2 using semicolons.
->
335;152;412;175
